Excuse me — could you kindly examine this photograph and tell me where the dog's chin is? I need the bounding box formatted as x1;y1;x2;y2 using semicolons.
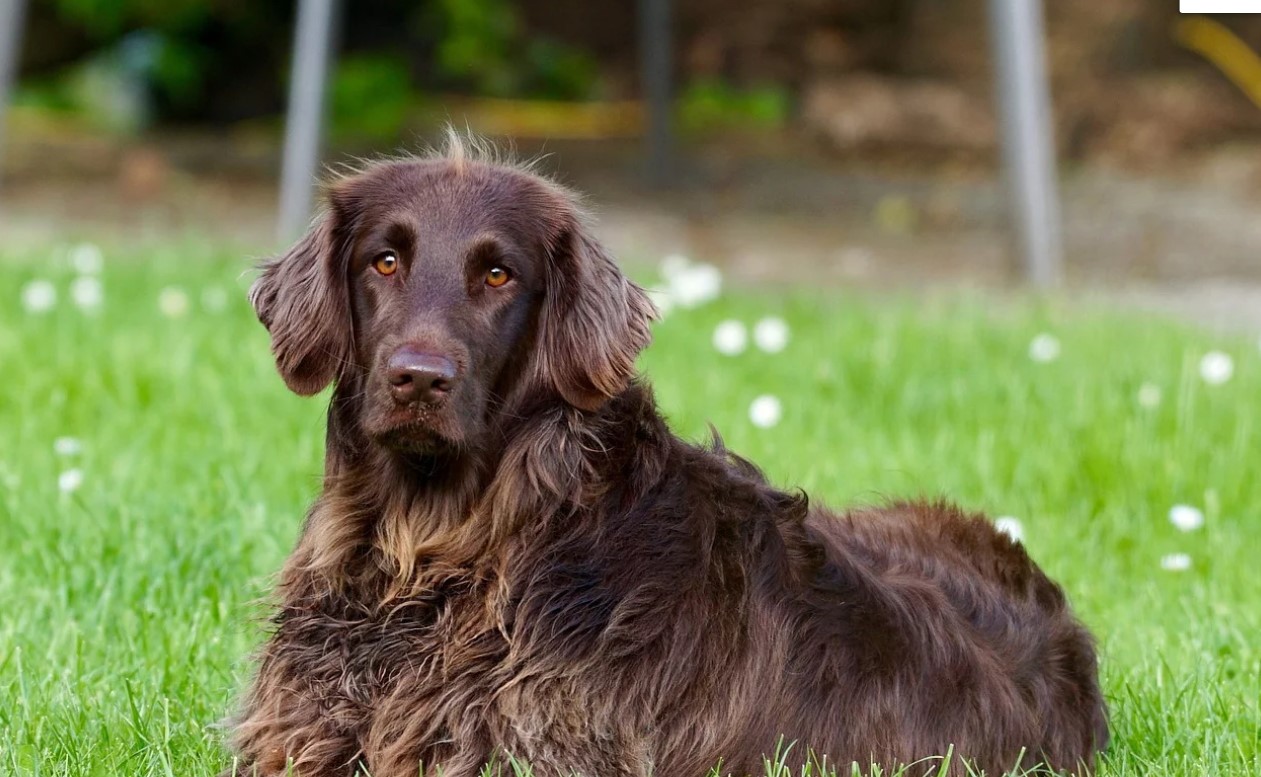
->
366;410;464;457
375;426;455;456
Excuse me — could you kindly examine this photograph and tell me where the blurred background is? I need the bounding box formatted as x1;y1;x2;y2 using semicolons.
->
4;10;1260;774
3;1;1261;327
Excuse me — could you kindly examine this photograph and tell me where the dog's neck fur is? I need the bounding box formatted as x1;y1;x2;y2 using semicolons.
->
281;380;669;603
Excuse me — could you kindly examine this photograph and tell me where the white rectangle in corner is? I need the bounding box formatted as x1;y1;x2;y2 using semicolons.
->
1182;0;1261;11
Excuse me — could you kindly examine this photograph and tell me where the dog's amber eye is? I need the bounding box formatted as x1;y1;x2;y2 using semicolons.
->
485;267;511;288
373;252;399;276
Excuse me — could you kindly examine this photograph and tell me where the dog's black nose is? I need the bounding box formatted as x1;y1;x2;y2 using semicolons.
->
386;347;458;405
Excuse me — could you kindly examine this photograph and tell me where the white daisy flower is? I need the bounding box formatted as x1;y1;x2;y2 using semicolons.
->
21;280;57;313
1198;351;1233;385
1168;504;1205;533
58;468;84;494
712;320;748;356
53;437;82;456
69;243;104;275
993;516;1024;543
749;395;782;428
70;276;104;311
753;317;790;353
1160;553;1191;572
1137;382;1162;409
1028;333;1061;363
668;263;722;309
158;287;190;318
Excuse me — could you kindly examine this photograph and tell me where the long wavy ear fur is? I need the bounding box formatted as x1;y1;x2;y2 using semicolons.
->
535;215;657;411
249;216;351;396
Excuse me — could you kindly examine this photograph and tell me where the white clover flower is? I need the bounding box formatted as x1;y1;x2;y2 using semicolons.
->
69;243;104;275
1168;504;1205;532
712;320;748;356
70;276;103;311
58;468;84;494
1160;553;1191;572
668;263;722;309
158;287;190;318
1137;382;1162;409
993;516;1024;543
1199;351;1233;385
753;316;790;353
53;437;82;456
21;280;57;313
1028;333;1061;363
749;395;782;428
201;286;229;313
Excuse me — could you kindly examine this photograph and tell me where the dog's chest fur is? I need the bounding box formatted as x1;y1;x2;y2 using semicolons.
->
273;560;656;775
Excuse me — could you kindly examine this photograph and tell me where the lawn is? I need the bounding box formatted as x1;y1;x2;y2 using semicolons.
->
0;241;1257;776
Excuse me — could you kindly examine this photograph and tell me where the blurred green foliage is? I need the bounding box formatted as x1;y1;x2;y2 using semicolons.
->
43;0;216;108
26;0;786;138
329;55;414;143
27;0;603;135
432;0;519;97
15;30;183;131
678;79;790;133
26;1;277;128
49;0;212;38
427;0;599;99
521;38;600;101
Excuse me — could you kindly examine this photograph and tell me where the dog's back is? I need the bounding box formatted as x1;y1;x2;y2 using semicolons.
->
608;435;1109;776
475;406;1110;776
789;500;1110;774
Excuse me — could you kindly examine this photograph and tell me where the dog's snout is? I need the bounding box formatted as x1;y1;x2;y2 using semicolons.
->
386;347;458;405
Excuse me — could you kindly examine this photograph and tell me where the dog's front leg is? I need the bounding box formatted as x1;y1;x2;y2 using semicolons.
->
224;649;367;777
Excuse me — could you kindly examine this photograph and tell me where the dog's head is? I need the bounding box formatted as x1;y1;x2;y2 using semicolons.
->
250;141;655;458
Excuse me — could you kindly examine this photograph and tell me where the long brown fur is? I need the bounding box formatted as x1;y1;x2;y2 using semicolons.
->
227;136;1108;777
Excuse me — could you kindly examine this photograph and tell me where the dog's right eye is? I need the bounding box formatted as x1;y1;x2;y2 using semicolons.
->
372;252;399;276
484;267;511;288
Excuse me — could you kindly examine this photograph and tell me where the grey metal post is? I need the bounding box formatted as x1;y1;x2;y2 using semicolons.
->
278;0;338;243
0;0;28;187
638;0;673;187
987;0;1062;287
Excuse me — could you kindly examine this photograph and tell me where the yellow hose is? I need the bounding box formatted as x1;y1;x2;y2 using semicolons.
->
1175;15;1261;110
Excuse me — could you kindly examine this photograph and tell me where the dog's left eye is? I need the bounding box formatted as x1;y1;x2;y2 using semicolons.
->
372;252;399;276
485;267;511;288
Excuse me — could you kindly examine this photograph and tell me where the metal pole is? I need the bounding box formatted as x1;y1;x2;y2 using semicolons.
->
987;0;1062;287
638;0;673;188
0;0;28;188
278;0;338;243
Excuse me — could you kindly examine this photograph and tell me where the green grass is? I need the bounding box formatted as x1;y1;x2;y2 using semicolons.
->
0;242;1258;776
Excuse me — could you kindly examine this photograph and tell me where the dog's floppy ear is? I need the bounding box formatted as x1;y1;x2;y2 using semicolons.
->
249;214;351;396
536;216;657;411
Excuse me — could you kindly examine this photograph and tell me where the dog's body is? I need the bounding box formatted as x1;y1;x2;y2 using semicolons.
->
230;140;1107;777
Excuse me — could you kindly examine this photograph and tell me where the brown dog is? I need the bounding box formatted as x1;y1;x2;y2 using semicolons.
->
228;137;1108;777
